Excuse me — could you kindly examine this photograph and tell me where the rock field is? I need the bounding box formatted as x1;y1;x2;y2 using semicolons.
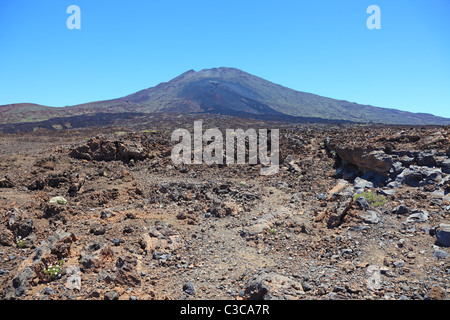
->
0;123;448;300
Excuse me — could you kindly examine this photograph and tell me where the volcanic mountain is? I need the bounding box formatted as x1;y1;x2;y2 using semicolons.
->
1;67;450;130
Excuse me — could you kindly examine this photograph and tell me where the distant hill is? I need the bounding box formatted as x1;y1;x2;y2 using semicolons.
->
1;67;450;128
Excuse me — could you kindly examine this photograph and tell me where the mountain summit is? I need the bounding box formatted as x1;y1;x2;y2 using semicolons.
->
1;67;450;127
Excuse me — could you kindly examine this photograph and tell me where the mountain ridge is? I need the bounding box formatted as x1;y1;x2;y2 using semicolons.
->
1;67;449;127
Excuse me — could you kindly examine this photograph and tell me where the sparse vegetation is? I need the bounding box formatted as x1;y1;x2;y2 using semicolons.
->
44;260;64;279
16;236;26;248
354;191;386;207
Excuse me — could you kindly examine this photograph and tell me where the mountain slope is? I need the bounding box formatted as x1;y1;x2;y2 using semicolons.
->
1;67;449;126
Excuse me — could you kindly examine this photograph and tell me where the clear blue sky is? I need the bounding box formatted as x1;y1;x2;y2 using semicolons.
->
1;0;449;117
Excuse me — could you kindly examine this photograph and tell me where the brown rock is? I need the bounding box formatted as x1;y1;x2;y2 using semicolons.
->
427;285;446;300
0;177;14;188
0;227;14;246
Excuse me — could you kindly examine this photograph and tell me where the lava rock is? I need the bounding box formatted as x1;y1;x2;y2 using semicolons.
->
416;152;436;167
360;210;380;224
393;205;409;215
355;197;370;210
354;177;374;190
433;248;449;260
435;223;450;247
182;282;196;295
406;209;429;223
104;290;119;300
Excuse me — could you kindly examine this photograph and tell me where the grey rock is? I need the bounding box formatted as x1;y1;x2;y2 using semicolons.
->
349;225;371;232
390;161;404;174
435;223;450;247
433;248;449;259
356;197;370;210
431;190;445;197
65;266;81;290
422;167;442;182
441;159;450;174
399;156;415;167
393;205;409;215
387;181;401;188
243;271;304;300
104;290;119;300
153;251;170;261
354;177;374;190
416;151;436;167
366;265;381;291
90;224;106;236
406;209;429;223
183;282;196;295
3;267;35;299
317;193;327;200
361;210;380;224
44;287;54;295
111;238;121;246
404;171;423;187
393;260;405;268
380;188;397;196
100;210;113;219
401;223;416;233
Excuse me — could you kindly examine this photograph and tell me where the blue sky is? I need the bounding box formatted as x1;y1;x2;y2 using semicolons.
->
1;0;449;117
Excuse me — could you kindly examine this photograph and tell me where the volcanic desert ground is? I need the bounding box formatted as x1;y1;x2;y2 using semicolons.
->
0;116;449;300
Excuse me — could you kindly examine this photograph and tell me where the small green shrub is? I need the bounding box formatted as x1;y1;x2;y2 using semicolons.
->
354;191;386;207
16;236;26;248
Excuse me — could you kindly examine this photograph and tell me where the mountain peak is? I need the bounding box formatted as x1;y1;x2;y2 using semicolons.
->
2;67;450;127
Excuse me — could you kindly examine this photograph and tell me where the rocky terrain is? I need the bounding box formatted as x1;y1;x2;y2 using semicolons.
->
0;120;449;300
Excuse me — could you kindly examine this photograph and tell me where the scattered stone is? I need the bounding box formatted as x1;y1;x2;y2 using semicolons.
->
406;209;429;223
393;205;409;215
433;248;449;260
0;177;14;188
0;227;14;246
90;224;106;236
354;177;374;190
183;282;196;295
43;287;54;295
104;290;119;300
360;210;380;224
393;260;405;268
3;267;35;299
435;223;450;247
425;285;446;300
65;266;82;291
355;197;369;210
243;270;304;300
366;265;381;291
379;189;397;196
